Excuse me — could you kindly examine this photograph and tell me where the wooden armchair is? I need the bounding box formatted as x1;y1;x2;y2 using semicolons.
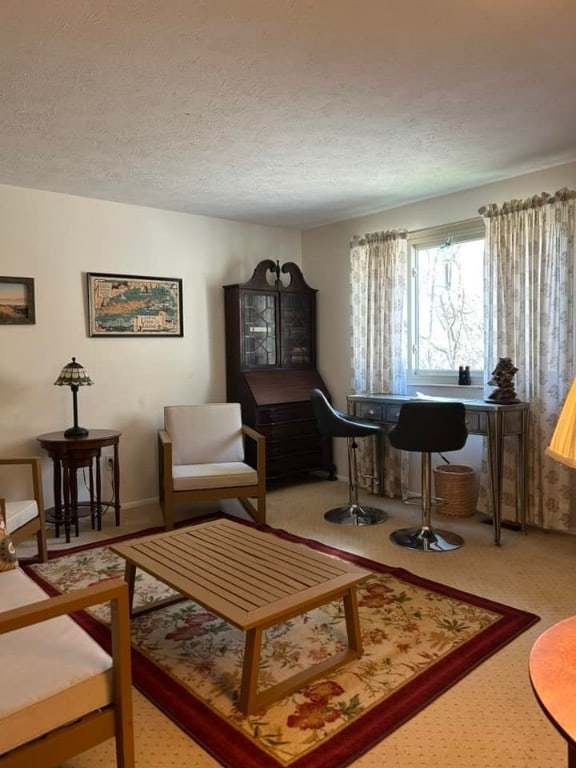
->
0;578;134;767
158;403;266;530
0;457;47;562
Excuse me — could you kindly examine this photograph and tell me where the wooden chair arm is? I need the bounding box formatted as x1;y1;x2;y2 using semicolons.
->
158;430;173;499
242;424;264;444
158;430;171;448
0;457;42;468
0;456;45;523
0;579;129;635
241;424;266;481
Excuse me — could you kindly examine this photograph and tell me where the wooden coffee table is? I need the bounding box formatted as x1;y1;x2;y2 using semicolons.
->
111;518;371;715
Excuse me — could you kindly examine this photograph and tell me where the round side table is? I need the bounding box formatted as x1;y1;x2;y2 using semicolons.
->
529;616;576;767
37;430;121;543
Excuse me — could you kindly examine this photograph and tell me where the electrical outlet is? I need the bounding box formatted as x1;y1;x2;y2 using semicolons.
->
106;457;114;471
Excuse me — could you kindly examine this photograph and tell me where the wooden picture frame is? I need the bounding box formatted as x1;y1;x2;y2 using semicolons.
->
87;272;183;337
0;277;35;324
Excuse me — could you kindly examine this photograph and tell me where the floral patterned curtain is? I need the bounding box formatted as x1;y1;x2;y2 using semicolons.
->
350;230;408;497
478;188;576;533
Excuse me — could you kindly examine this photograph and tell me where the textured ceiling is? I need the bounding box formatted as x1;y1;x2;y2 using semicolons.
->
2;1;576;229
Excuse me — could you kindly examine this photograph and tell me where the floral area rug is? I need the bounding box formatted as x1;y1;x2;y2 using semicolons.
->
24;520;539;768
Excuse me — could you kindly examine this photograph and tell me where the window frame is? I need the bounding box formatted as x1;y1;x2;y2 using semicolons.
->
406;218;485;387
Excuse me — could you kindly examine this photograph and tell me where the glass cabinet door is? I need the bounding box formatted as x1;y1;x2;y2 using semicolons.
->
280;293;312;367
241;292;277;368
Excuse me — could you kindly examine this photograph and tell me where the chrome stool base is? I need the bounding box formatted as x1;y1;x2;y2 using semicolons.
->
324;505;388;526
390;526;464;552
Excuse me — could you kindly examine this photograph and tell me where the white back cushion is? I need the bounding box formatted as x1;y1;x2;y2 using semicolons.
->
165;404;245;466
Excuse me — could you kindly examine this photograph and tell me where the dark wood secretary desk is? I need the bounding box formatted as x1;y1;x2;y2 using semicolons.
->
224;261;334;481
347;394;530;545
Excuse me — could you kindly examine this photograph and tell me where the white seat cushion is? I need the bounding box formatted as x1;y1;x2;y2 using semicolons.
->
173;461;258;491
4;500;38;532
0;569;113;753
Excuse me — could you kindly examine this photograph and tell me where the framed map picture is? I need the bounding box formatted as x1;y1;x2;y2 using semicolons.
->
87;273;183;337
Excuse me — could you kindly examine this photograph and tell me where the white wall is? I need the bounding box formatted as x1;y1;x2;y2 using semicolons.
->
0;184;301;506
302;161;576;481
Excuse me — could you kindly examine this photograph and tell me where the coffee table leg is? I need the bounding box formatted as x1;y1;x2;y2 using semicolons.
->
343;587;363;655
238;626;263;716
123;562;136;616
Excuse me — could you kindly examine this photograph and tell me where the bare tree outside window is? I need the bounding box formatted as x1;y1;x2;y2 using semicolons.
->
414;238;484;372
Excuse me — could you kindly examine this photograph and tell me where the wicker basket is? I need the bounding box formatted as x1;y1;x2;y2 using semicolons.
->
433;464;477;518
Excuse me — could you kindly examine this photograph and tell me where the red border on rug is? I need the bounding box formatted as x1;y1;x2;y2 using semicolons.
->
24;515;539;768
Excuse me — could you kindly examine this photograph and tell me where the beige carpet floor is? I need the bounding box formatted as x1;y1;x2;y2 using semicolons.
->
18;476;576;767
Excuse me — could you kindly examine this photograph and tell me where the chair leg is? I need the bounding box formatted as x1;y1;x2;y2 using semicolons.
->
256;491;266;525
390;453;464;552
324;438;388;526
162;497;175;531
37;525;48;562
239;497;266;526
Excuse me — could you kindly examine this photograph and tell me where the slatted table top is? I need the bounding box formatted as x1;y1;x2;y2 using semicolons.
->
111;518;371;630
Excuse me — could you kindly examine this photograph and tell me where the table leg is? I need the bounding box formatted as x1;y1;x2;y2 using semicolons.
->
238;626;263;715
113;442;121;526
52;456;62;539
343;587;363;654
96;452;102;531
486;411;503;546
70;465;80;538
89;459;95;529
62;459;72;544
517;409;529;534
123;562;137;616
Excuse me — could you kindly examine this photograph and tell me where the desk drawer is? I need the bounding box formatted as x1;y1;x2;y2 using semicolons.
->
352;402;403;424
382;404;403;423
353;403;383;420
464;411;488;434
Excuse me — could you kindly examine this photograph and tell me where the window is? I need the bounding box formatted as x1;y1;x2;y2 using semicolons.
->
408;219;485;384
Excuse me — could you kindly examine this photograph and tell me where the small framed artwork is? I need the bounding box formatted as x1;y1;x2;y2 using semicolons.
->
0;277;35;324
87;272;183;337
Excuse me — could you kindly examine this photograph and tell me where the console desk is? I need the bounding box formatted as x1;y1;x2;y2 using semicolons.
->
347;394;530;545
37;429;121;544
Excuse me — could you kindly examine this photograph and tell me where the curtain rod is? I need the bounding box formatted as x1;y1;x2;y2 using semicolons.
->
407;216;482;236
353;217;483;245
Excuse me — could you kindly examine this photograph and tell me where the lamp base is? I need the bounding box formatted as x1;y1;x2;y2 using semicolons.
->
64;425;89;438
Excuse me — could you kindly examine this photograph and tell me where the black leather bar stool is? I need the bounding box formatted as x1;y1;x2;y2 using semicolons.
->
311;388;388;526
388;401;468;552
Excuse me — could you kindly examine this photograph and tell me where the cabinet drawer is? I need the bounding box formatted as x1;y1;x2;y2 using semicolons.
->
257;402;314;425
259;419;319;441
267;449;329;478
266;435;326;459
